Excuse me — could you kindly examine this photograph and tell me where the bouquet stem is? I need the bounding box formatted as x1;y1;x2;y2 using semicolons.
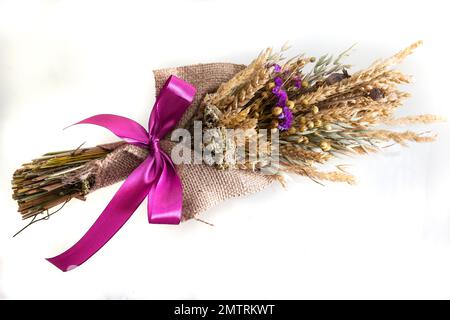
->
12;143;115;220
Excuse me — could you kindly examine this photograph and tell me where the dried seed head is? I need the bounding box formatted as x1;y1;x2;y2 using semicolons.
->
287;127;297;134
307;121;315;129
325;73;348;85
369;88;384;101
298;98;308;107
287;100;295;110
320;141;331;151
324;124;332;131
300;116;307;124
271;119;279;128
311;105;319;114
314;119;323;127
272;107;283;116
301;80;309;88
300;124;308;132
268;82;276;90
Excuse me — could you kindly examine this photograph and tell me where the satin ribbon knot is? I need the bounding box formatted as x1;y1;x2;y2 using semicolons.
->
46;75;196;271
149;137;161;153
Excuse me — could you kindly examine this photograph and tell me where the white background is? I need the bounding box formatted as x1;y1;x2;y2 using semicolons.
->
1;0;450;299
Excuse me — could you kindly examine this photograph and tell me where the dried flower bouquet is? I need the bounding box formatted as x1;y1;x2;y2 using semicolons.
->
12;41;441;230
199;41;441;183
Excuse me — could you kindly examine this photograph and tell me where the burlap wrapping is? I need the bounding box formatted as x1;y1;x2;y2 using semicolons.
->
85;63;275;220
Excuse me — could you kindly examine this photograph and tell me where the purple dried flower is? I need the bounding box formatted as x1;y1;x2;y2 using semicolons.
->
294;76;302;88
277;90;287;105
278;107;293;131
272;86;280;95
273;64;281;72
274;76;283;87
270;75;291;128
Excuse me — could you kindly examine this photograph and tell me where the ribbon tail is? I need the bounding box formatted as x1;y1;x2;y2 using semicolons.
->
147;152;183;224
72;114;150;146
47;156;157;271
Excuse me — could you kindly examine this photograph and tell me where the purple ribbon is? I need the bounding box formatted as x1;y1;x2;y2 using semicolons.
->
47;75;196;271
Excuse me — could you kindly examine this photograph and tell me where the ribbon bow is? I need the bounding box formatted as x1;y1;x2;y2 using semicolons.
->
47;75;196;271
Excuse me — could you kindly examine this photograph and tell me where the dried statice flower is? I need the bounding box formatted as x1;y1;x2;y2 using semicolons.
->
294;76;302;88
278;107;293;131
